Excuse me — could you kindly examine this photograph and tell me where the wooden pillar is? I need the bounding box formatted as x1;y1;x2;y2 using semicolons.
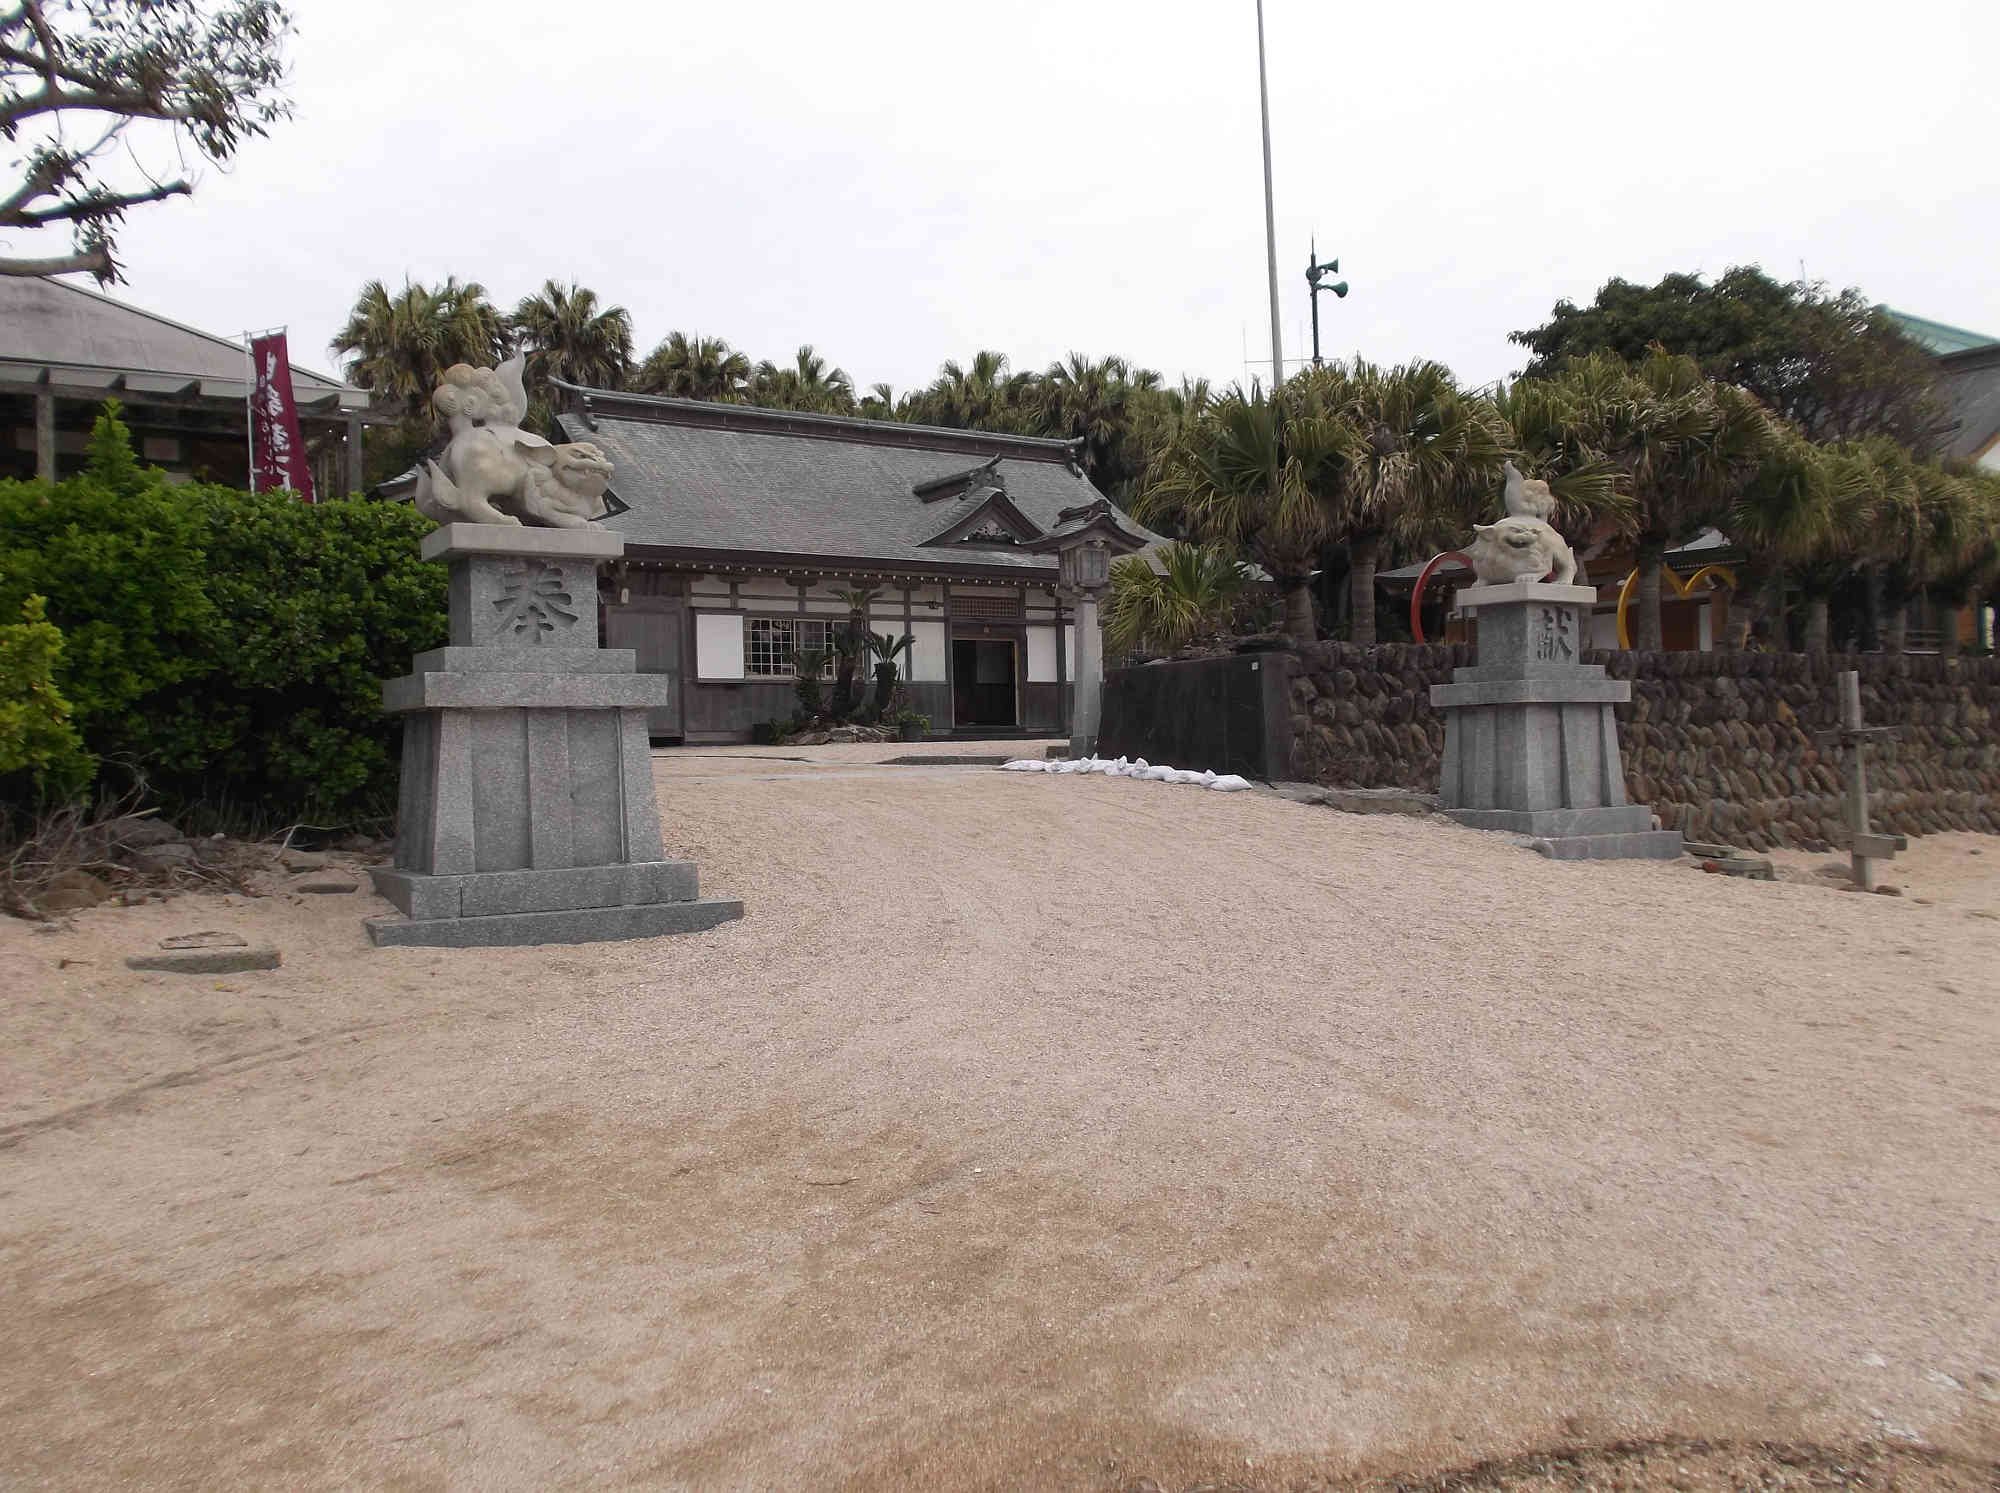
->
34;388;55;481
1054;590;1069;738
345;415;364;496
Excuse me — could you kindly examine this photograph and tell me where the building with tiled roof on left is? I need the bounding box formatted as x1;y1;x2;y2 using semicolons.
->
0;275;379;491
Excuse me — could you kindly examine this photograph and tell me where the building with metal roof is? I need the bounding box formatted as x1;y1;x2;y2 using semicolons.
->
1879;307;1999;357
0;275;376;489
1880;306;2000;471
548;385;1162;741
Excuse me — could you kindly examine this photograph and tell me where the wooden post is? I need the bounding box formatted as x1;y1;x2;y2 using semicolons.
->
1835;669;1905;892
1840;672;1873;892
345;415;364;496
34;388;55;481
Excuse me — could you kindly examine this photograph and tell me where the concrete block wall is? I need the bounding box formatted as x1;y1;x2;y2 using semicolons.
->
1286;643;2000;851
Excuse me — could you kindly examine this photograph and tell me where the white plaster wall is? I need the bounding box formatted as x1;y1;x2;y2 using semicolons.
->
695;613;745;679
910;621;947;681
1025;626;1058;683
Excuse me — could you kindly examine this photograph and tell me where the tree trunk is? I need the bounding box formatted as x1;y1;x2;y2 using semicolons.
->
1635;543;1666;651
1348;533;1380;647
1805;596;1831;654
1884;602;1907;655
1723;565;1767;650
1280;581;1315;644
1861;565;1884;651
1940;604;1963;659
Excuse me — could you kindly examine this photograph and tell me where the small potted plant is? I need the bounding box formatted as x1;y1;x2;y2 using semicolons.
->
894;710;929;742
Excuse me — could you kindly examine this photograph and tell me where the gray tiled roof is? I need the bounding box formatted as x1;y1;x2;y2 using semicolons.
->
557;392;1166;578
0;274;358;394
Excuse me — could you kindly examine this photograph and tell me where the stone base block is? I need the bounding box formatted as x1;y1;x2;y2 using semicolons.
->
1444;804;1655;837
369;861;699;920
365;897;744;948
1526;830;1685;861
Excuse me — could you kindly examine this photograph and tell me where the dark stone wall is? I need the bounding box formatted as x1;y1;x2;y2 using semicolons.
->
1285;642;2000;849
1099;652;1291;781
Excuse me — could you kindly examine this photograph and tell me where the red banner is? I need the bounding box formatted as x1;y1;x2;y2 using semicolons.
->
248;331;315;501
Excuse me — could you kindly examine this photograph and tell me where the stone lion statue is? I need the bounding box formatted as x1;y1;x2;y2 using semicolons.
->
1501;460;1557;523
1465;516;1577;586
411;354;614;528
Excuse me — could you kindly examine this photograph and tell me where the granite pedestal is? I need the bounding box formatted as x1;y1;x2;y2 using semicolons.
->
1429;581;1681;860
366;524;743;946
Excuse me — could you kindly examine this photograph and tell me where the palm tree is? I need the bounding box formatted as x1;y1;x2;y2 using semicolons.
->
1722;427;1838;648
903;351;1037;430
1862;449;1985;653
1307;359;1515;646
510;280;634;404
1535;350;1777;649
858;382;898;420
1927;469;2000;657
1104;542;1246;655
748;345;857;415
634;332;751;401
1134;382;1344;644
1036;352;1165;499
331;276;510;420
1780;446;1874;654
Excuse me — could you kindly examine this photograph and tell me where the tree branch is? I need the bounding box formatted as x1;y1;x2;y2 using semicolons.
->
3;175;189;227
0;75;221;133
0;243;112;279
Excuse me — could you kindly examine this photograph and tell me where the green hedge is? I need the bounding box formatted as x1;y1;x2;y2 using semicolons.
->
0;406;445;826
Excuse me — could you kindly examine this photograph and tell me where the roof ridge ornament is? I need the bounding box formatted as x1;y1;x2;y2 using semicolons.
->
912;453;1004;501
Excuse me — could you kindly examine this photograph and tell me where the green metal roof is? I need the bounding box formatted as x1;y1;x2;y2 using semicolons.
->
1879;307;1999;356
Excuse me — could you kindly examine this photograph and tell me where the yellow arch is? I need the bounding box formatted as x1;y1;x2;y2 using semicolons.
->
1615;565;1739;649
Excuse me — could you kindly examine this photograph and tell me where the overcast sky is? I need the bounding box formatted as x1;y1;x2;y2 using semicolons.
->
75;0;2000;396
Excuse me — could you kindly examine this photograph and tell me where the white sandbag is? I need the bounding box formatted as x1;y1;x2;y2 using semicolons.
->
1207;774;1254;792
1166;769;1206;784
1000;759;1046;771
1138;764;1177;781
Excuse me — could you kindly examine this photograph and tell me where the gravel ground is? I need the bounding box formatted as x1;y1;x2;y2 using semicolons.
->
2;742;1996;1491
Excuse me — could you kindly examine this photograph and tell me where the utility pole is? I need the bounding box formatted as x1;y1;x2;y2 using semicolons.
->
1305;239;1348;369
1255;0;1283;391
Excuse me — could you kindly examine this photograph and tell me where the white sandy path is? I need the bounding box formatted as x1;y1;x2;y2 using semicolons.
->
0;746;1996;1491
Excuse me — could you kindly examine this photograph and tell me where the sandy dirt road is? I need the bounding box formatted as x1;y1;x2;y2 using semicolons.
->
2;741;1997;1490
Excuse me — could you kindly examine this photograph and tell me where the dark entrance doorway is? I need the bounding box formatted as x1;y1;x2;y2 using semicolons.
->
952;638;1018;729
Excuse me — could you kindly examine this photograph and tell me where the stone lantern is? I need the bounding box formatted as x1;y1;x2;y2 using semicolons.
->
1023;501;1149;758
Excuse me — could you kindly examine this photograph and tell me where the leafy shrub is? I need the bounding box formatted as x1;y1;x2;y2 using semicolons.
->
794;646;829;718
0;406;216;759
1104;541;1246;655
0;596;92;811
172;487;443;821
0;405;445;826
867;631;912;720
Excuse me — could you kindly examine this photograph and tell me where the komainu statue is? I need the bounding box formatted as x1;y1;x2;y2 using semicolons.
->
1465;516;1577;586
412;354;614;528
1500;460;1557;522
